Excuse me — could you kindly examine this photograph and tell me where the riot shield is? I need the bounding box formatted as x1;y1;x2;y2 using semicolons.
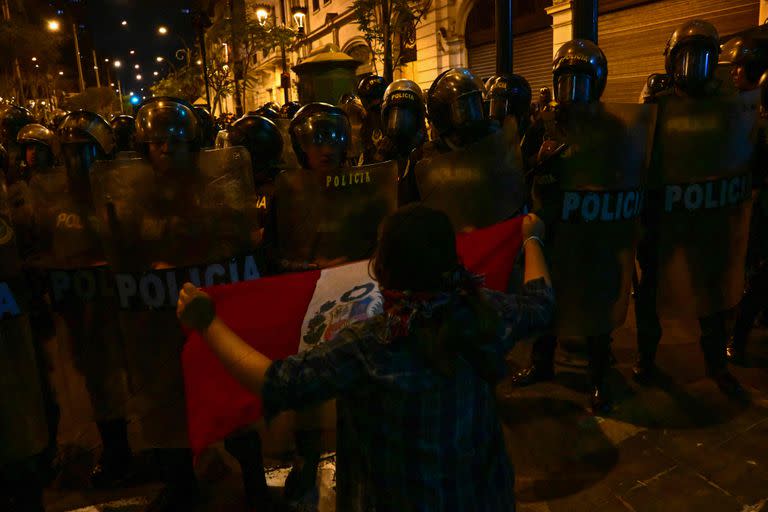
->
90;149;262;447
650;91;758;317
275;118;300;170
0;184;48;464
275;160;399;265
414;121;526;231
546;102;657;336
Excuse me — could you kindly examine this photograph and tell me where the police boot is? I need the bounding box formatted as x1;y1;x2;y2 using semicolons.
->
588;335;613;414
224;430;271;511
632;301;662;384
90;418;134;488
510;335;556;387
284;430;321;509
146;449;203;512
700;313;745;398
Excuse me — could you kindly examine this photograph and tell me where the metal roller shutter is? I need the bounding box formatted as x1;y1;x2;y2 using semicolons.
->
468;43;497;79
514;28;554;94
599;0;759;103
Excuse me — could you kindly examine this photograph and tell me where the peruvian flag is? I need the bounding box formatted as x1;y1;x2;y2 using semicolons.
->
182;216;524;455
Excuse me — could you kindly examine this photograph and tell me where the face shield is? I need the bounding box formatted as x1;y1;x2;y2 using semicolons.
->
671;45;717;94
385;106;420;149
449;91;485;128
555;72;594;104
62;143;100;182
488;96;509;123
293;114;349;154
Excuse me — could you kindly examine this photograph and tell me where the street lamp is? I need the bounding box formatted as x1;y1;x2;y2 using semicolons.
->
47;20;60;32
121;20;128;26
291;1;308;36
158;26;168;35
58;71;64;76
114;60;122;68
136;74;142;80
255;5;270;25
31;57;37;62
134;64;140;69
153;71;159;76
156;56;164;62
129;50;135;55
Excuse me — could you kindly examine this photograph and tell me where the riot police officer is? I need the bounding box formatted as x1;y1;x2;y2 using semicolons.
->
280;101;301;119
193;106;217;148
110;115;136;153
510;39;619;413
487;73;533;135
51;111;139;488
289;102;350;174
376;79;427;204
254;103;281;121
358;74;389;160
16;124;57;180
720;36;768;364
129;97;268;511
0;106;35;184
633;20;746;395
426;67;497;151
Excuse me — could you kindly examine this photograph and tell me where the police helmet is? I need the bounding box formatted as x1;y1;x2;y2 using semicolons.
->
720;35;768;86
228;115;283;168
664;19;719;93
488;73;532;125
58;111;115;154
0;105;35;145
427;67;485;137
289;103;350;169
381;79;426;143
110;115;136;152
357;75;389;111
135;97;202;147
254;104;280;121
552;39;608;104
280;101;301;119
17;123;57;149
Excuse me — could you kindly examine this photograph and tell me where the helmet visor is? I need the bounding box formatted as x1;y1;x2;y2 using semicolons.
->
555;72;594;103
386;107;418;141
293;114;349;152
488;96;509;122
672;46;716;91
449;92;485;127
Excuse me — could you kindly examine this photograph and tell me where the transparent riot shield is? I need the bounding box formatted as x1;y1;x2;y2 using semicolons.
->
547;102;657;336
0;184;48;464
275;160;399;265
414;121;526;232
650;90;758;317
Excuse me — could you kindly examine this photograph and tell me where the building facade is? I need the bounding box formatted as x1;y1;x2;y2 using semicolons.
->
214;0;765;113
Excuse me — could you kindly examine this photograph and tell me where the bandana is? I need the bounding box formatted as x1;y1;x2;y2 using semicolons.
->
382;266;484;340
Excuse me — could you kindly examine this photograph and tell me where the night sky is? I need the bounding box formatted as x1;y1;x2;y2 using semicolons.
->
79;0;198;96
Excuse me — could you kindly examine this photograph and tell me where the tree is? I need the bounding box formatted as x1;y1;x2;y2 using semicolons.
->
206;8;296;113
61;87;121;116
353;0;430;81
150;64;205;104
205;55;236;115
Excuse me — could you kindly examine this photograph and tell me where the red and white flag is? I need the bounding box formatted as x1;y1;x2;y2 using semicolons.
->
182;216;524;455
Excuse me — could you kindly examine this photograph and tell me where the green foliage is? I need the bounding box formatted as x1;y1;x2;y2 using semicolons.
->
150;65;205;103
352;0;430;76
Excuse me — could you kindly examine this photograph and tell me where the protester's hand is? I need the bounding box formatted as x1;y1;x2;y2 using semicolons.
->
177;283;216;331
522;213;545;241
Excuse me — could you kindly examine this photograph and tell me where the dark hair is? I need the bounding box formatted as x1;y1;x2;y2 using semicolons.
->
372;205;502;381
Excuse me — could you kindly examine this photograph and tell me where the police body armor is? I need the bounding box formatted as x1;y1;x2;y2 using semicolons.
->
275;160;398;264
20;167;129;423
414;121;525;231
542;103;656;336
0;184;48;465
90;146;260;446
649;90;759;316
275;118;300;170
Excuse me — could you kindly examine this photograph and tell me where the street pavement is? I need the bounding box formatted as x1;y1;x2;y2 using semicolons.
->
44;304;768;512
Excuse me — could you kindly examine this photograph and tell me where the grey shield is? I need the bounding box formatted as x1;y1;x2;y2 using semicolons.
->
546;102;657;337
275;160;399;265
651;90;758;317
0;185;48;464
414;120;526;232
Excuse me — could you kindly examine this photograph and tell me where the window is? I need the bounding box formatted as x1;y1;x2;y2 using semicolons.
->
323;0;330;4
312;0;319;12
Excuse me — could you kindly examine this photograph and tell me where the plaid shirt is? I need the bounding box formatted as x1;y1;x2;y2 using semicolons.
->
262;278;554;512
